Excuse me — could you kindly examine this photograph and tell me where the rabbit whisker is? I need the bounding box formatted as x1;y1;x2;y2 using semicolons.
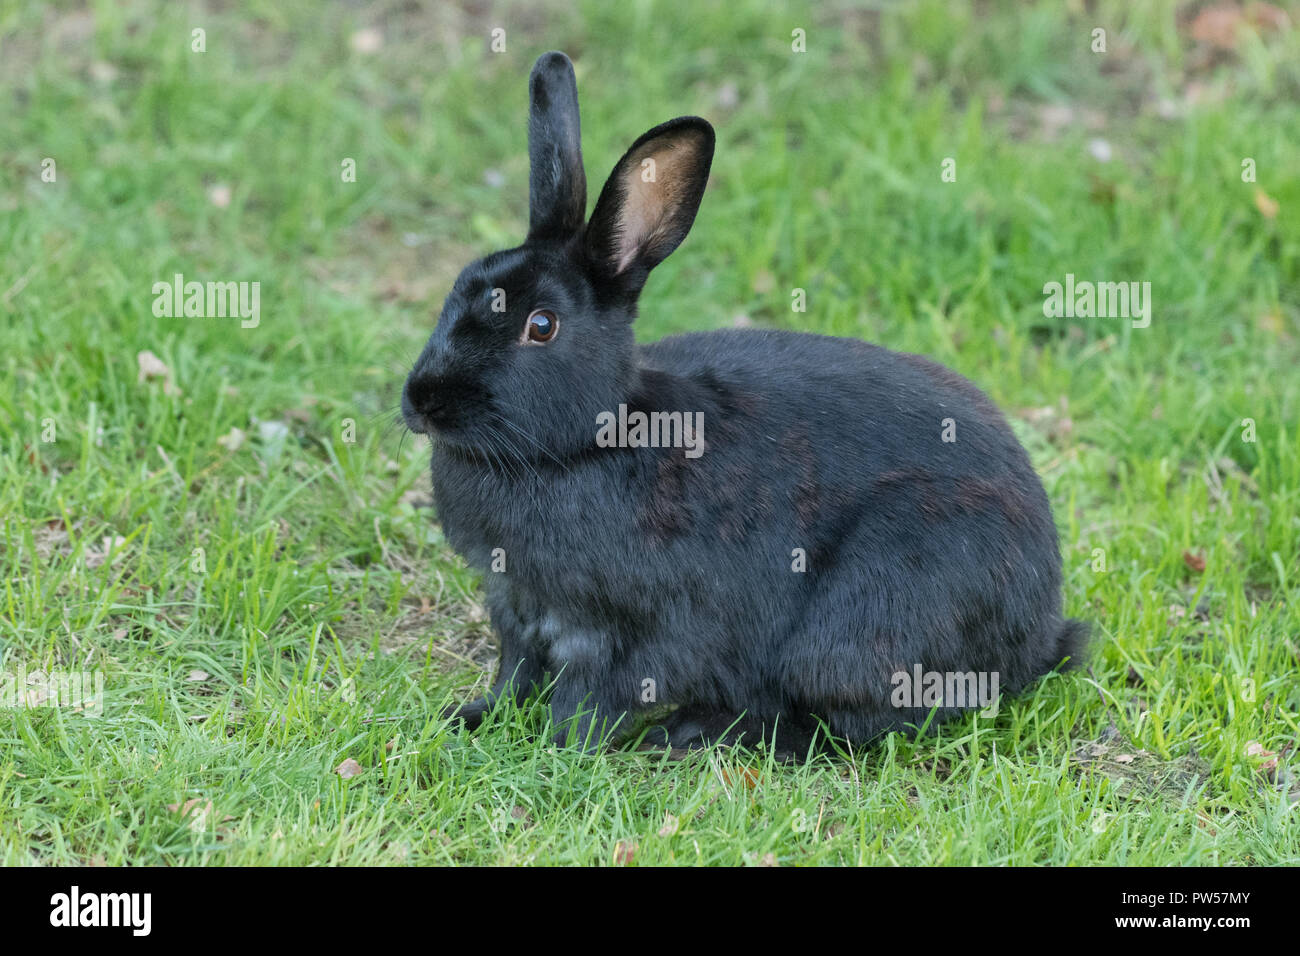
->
491;413;569;472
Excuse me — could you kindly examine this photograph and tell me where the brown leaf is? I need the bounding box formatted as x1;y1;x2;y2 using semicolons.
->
613;840;637;865
24;447;49;473
720;766;761;789
1183;550;1207;572
1246;2;1291;33
759;852;778;866
167;798;214;828
1245;740;1278;772
657;814;679;837
510;805;534;827
335;758;364;779
1254;188;1279;220
1189;4;1244;50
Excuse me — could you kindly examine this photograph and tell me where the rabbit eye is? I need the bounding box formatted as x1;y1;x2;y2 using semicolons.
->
525;309;558;344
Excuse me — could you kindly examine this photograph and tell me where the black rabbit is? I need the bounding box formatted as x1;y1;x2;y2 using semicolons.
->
402;51;1087;757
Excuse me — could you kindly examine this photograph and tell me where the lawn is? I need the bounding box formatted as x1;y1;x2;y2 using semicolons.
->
0;0;1297;865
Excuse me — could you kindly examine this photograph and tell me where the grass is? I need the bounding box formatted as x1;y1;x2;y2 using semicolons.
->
0;0;1297;865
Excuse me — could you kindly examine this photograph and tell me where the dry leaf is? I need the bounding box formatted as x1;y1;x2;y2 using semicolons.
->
613;840;637;865
1247;2;1291;33
86;534;127;569
1183;550;1207;572
216;427;246;452
1189;4;1244;50
1254;189;1279;220
167;797;205;814
136;350;181;397
759;852;778;866
335;758;364;779
167;798;214;831
658;814;679;838
720;766;761;789
207;183;232;208
1245;741;1278;772
351;28;383;53
187;669;210;682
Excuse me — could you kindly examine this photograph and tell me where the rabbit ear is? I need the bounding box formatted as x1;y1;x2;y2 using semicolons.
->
585;117;714;288
527;52;587;242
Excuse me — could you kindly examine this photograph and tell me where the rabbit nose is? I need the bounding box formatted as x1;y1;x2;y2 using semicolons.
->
402;373;453;432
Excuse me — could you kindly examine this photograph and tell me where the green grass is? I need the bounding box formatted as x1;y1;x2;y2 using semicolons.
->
1;0;1298;865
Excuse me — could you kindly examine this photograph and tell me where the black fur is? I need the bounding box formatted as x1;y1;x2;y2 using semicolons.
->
402;52;1087;758
527;51;587;241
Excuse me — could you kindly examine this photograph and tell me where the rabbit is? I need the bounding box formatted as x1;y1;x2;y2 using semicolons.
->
402;51;1088;758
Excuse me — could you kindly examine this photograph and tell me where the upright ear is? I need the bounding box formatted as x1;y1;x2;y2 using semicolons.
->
527;52;587;242
585;117;715;290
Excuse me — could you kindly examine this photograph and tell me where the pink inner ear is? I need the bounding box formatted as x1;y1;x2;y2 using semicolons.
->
613;137;699;274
